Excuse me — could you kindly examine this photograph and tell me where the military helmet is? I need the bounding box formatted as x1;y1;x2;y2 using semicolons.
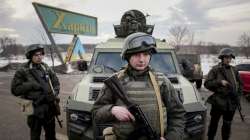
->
121;32;157;60
25;44;45;59
218;48;235;59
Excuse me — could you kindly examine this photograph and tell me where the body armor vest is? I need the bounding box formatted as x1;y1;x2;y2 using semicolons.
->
118;70;167;136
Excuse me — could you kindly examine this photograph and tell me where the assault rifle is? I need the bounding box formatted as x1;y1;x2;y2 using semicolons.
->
30;68;63;128
104;75;160;140
228;88;245;122
220;67;245;122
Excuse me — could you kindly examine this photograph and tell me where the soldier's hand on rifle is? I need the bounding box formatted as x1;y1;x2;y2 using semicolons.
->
111;106;135;122
221;80;229;87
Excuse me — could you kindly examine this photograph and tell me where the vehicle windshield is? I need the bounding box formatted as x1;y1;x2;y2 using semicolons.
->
94;52;177;74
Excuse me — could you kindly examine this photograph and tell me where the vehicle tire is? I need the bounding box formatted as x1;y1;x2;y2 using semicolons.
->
245;94;250;102
68;131;81;140
196;79;202;89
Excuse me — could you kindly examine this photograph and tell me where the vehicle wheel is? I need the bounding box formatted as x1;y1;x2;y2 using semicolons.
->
196;79;202;89
245;94;250;102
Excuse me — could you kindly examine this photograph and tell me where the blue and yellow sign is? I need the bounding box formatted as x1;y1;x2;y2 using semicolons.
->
64;36;86;63
33;2;97;36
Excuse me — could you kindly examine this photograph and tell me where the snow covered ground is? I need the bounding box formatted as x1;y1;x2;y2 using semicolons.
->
201;54;250;75
1;54;250;75
0;52;70;67
0;56;62;67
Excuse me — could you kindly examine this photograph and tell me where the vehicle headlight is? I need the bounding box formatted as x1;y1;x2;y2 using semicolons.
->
68;110;92;125
70;113;79;121
67;110;92;136
193;114;203;123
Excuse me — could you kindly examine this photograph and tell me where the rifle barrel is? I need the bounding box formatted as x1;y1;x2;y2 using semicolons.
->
56;116;63;128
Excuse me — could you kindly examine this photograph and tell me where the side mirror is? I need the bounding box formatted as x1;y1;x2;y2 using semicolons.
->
179;63;184;74
77;60;88;71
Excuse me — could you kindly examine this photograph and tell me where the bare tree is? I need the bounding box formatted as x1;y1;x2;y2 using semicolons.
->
167;25;191;49
197;41;206;46
0;36;17;60
35;27;49;45
188;31;195;45
237;31;250;58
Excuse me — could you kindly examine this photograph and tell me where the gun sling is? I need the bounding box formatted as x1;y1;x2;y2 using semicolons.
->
41;65;63;127
29;64;63;128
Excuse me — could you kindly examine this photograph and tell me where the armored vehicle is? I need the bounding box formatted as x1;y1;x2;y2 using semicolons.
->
66;10;206;140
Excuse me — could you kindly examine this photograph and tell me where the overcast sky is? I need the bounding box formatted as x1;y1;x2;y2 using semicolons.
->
0;0;250;46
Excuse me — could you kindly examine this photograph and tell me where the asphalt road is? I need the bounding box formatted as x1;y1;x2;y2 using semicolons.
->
0;72;82;140
0;71;249;140
199;87;250;140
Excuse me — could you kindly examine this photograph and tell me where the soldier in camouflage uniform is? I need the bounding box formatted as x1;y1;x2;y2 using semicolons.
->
204;48;243;140
93;32;185;140
11;44;60;140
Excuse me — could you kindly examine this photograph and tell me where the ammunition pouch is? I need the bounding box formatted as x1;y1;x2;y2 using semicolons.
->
16;97;34;116
113;122;136;140
103;127;116;140
94;123;112;140
207;94;227;108
98;123;147;140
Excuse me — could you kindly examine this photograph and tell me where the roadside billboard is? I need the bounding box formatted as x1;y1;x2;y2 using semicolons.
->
33;2;97;36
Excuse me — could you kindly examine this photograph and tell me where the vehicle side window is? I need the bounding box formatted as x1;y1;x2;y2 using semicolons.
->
237;64;250;71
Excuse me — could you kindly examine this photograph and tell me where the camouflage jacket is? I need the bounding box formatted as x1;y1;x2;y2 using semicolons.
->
204;62;242;111
93;66;185;140
11;61;60;118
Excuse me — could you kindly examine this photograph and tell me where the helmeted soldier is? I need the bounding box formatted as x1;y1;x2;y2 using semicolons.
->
11;44;60;140
92;32;185;140
204;48;242;140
